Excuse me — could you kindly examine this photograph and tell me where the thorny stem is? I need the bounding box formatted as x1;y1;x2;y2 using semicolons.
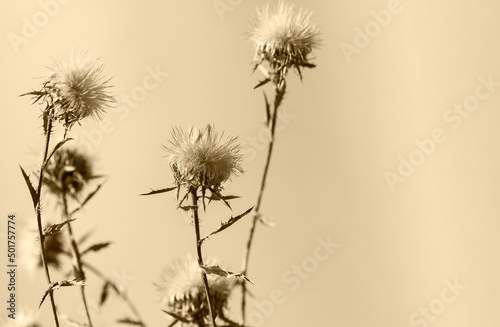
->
35;105;60;327
62;192;93;327
189;187;217;327
240;82;286;324
82;262;147;327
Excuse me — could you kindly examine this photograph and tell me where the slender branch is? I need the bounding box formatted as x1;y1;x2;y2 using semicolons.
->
240;83;285;324
62;192;93;327
82;262;147;327
189;187;217;327
35;105;60;327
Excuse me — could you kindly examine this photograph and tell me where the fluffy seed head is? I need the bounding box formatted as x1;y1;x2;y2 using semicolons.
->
43;148;94;199
164;125;243;191
156;257;235;324
251;1;320;79
46;50;114;127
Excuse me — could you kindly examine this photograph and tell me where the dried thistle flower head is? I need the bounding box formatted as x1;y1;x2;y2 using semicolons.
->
164;125;243;193
156;257;236;325
26;50;115;129
48;50;114;127
43;148;94;199
251;1;320;84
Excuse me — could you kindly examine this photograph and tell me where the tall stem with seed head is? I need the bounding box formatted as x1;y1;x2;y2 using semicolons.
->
241;82;285;324
34;105;60;327
189;187;217;327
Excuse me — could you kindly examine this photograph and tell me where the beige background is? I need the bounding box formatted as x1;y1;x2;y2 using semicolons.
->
1;0;500;326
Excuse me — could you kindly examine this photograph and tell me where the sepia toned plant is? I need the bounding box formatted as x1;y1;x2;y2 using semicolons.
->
20;50;114;327
144;124;253;327
157;257;236;326
48;50;114;129
164;125;243;199
240;1;322;324
25;50;114;133
43;148;95;200
251;0;320;87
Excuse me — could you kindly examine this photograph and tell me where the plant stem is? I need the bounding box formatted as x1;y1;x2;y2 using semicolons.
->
62;192;93;327
189;187;217;327
82;262;147;327
240;83;285;324
35;106;60;327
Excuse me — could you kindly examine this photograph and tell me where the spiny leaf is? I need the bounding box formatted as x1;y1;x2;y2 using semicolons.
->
264;92;271;126
70;184;104;217
199;265;254;285
117;317;144;326
81;242;111;256
42;219;76;238
254;77;271;90
301;62;316;69
168;320;179;327
175;184;181;201
178;205;197;212
100;281;111;305
178;190;189;207
19;165;39;209
199;206;254;245
140;186;177;196
42;138;74;171
207;194;240;202
39;279;87;308
208;187;232;210
161;310;191;323
274;82;286;110
20;90;47;105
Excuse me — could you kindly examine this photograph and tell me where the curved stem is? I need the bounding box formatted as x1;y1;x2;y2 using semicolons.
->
240;83;285;324
35;106;60;327
62;192;93;327
189;187;217;327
